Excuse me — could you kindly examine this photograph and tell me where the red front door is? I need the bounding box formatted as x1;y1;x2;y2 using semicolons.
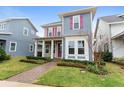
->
58;43;62;58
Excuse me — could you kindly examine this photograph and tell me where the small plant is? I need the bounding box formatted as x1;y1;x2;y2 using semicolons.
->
0;47;11;61
102;52;113;62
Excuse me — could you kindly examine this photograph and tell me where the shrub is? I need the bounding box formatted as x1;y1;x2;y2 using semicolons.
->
26;56;52;62
61;59;94;65
86;64;108;75
20;59;47;64
57;62;86;68
102;52;112;62
0;47;11;61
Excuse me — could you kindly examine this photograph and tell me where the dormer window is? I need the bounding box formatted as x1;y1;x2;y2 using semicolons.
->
0;23;6;30
73;15;80;30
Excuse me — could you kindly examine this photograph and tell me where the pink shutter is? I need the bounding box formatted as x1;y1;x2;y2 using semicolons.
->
80;15;83;29
70;16;73;30
45;28;48;37
55;27;57;36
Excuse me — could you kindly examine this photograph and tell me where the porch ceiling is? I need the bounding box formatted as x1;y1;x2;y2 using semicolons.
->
112;31;124;39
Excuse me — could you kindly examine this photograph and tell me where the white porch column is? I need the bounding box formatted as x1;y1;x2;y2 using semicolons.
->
61;38;64;59
51;40;54;59
34;40;38;57
42;40;45;57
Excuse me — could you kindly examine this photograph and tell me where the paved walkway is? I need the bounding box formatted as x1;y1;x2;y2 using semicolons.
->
7;62;56;84
0;81;44;87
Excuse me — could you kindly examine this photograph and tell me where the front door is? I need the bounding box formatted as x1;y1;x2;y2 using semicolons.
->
58;43;62;58
0;40;5;50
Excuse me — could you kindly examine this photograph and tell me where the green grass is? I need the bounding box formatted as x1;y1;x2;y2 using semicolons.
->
0;57;38;80
35;63;124;87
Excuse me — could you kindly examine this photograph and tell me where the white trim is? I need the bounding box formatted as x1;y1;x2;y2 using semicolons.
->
34;40;37;57
23;27;29;36
107;21;124;25
29;44;34;52
9;41;17;52
0;23;6;31
73;15;80;30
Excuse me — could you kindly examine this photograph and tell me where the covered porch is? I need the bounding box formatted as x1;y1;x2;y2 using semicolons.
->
34;37;63;59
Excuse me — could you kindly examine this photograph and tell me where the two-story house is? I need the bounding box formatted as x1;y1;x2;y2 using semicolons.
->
0;18;38;56
34;7;96;61
94;14;124;58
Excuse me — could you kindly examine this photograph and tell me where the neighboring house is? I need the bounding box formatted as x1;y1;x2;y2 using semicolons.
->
0;18;38;56
94;14;124;58
34;7;96;61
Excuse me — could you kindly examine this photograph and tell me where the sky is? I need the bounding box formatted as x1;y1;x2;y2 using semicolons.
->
0;6;124;37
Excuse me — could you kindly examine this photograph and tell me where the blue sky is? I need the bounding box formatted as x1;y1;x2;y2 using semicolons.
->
0;6;124;36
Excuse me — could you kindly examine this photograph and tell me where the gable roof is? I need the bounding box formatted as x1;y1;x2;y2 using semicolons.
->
59;7;97;20
41;21;62;28
0;17;38;32
100;14;124;23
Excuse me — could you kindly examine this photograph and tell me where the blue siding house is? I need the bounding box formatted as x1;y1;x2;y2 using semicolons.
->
34;7;96;61
0;18;38;56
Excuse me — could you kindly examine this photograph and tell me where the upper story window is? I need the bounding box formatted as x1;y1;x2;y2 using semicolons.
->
73;15;80;30
0;23;6;30
48;27;52;37
23;27;29;36
57;26;61;36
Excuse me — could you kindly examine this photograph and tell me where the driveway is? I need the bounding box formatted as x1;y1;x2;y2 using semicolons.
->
7;62;56;84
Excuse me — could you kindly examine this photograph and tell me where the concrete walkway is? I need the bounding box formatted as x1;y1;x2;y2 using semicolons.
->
0;81;43;87
7;62;56;84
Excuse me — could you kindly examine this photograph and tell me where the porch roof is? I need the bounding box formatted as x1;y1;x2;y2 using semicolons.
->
34;36;63;41
112;30;124;39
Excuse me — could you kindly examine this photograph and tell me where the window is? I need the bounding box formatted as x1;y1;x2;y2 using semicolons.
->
9;42;17;52
23;27;29;36
0;23;6;30
29;44;34;52
48;28;52;37
78;41;84;54
73;15;80;30
57;27;61;36
45;44;50;53
68;41;75;54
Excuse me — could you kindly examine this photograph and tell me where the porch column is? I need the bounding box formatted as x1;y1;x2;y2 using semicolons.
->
42;40;45;57
61;38;64;59
34;40;37;57
51;40;54;59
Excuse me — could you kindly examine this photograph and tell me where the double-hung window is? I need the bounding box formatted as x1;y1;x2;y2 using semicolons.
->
48;28;52;37
9;42;17;52
73;15;80;30
57;27;61;36
78;41;84;54
0;23;6;30
45;44;50;53
68;41;75;54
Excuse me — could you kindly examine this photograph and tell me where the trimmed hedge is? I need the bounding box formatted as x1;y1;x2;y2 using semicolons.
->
20;59;47;64
26;56;52;62
57;62;86;68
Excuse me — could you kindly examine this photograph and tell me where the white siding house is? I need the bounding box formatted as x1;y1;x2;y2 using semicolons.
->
94;14;124;58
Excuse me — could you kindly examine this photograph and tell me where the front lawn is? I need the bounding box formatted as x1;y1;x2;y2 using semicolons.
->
0;57;38;80
35;63;124;87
